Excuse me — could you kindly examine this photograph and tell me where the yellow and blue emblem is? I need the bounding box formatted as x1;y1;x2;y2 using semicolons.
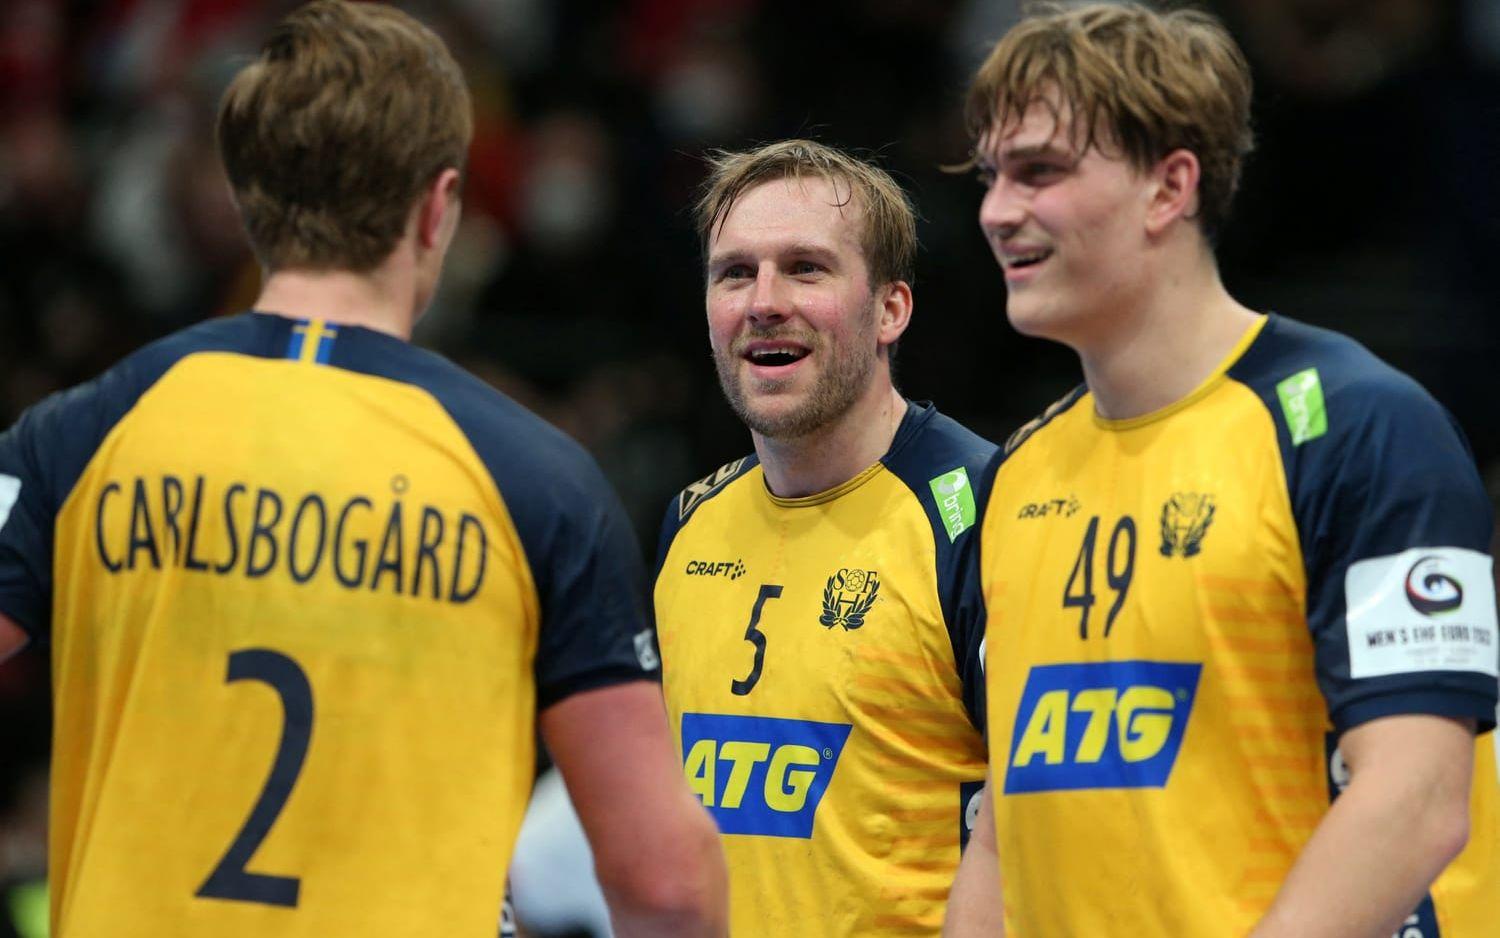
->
1004;660;1202;794
285;319;338;365
682;713;851;838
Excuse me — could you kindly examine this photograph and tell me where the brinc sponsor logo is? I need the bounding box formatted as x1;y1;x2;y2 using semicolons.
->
928;467;977;542
1404;555;1463;616
681;713;851;838
1004;660;1202;794
684;559;745;580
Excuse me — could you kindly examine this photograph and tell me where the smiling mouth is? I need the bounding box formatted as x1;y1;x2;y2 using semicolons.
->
1004;249;1053;271
743;345;811;367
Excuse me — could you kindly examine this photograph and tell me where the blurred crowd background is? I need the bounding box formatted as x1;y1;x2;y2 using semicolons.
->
2;0;1498;934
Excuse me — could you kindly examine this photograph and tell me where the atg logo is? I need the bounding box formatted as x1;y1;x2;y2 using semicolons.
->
1004;660;1202;794
681;713;852;838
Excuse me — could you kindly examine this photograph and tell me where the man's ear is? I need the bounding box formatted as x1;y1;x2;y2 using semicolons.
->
417;167;463;250
1144;148;1200;238
876;280;914;349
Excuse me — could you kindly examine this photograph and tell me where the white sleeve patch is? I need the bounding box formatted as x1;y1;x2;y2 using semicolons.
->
0;475;19;534
1344;547;1498;679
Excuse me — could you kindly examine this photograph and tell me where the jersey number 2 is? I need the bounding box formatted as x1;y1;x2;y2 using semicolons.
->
731;585;782;696
196;648;313;908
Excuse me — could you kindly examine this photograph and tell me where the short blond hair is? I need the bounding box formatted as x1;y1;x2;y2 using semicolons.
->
966;2;1253;239
695;140;917;286
218;0;473;271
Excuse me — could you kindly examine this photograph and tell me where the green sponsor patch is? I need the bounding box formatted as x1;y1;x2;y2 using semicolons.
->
1276;367;1327;446
929;467;976;542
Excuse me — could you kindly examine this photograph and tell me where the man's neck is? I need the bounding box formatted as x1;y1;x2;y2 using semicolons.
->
1076;257;1260;421
754;384;909;499
253;265;418;340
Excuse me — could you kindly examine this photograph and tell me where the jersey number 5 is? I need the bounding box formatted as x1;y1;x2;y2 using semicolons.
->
197;648;313;908
730;585;782;696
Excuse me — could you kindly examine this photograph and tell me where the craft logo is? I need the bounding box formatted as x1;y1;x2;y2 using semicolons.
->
928;467;977;542
1404;555;1464;616
819;568;879;631
681;713;852;838
1017;495;1081;520
1159;492;1215;558
1004;660;1202;794
684;559;746;580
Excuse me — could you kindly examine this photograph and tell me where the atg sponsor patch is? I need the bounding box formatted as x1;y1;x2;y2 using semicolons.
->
681;713;851;838
1344;547;1498;679
1004;660;1201;795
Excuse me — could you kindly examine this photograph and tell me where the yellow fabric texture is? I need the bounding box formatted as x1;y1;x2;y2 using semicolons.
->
657;463;985;937
48;351;537;937
982;330;1498;935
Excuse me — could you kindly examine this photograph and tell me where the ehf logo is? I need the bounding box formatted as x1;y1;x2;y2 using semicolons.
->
1159;492;1215;558
819;568;879;631
1404;555;1463;616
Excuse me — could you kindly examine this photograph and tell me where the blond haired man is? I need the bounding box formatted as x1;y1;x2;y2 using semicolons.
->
946;3;1499;936
653;140;994;936
0;3;725;936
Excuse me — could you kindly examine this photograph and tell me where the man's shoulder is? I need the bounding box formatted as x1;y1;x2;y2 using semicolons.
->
334;333;608;507
1228;314;1445;440
883;403;999;548
668;454;762;529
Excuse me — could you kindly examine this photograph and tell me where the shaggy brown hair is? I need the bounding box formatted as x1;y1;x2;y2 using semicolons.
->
695;139;917;287
217;0;473;271
966;2;1253;239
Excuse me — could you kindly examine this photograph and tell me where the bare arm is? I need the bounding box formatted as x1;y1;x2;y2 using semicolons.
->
0;612;27;664
1249;714;1475;938
540;681;728;938
943;777;1004;937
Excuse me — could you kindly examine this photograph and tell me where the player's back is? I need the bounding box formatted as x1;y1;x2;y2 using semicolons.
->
1;312;614;936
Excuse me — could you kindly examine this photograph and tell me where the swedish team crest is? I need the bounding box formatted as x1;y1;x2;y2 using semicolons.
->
819;568;880;631
1159;493;1216;558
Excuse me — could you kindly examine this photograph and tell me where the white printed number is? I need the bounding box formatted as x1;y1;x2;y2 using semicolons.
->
0;474;20;535
1393;913;1423;938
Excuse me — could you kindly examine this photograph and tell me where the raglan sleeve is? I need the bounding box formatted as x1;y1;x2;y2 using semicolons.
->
0;396;69;644
1296;377;1497;736
516;448;661;709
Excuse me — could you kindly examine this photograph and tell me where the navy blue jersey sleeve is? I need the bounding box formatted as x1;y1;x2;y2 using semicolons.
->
0;404;58;640
340;331;659;708
1231;317;1498;736
0;316;268;642
508;450;658;707
883;402;998;732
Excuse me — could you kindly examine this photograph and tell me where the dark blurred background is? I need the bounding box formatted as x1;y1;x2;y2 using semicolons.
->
1;0;1498;933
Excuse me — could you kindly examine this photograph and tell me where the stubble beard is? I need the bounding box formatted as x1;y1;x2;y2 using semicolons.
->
714;325;878;441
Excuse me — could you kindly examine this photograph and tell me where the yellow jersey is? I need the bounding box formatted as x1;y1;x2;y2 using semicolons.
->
655;403;993;936
0;312;658;937
981;315;1499;935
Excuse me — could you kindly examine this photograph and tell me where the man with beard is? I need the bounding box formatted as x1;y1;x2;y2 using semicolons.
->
652;140;994;936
